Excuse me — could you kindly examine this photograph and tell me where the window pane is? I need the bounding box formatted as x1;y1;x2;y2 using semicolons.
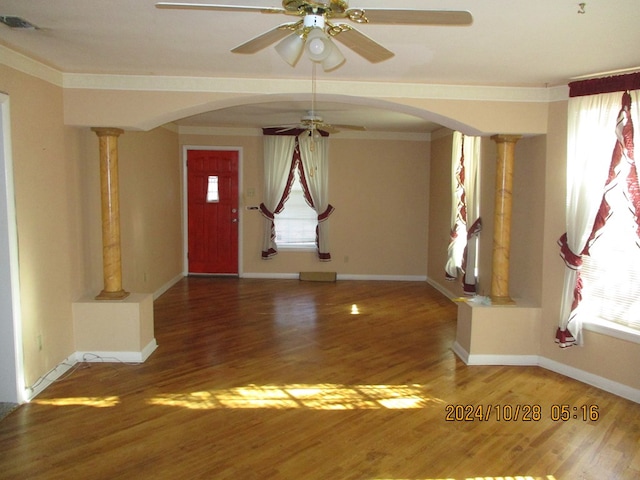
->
275;175;316;245
580;184;640;330
206;176;219;203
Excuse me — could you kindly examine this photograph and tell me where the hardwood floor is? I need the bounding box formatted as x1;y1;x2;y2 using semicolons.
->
1;277;639;480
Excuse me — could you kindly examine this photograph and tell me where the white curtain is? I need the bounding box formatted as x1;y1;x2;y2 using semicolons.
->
558;90;640;346
445;132;482;293
445;132;466;279
298;133;334;260
462;135;482;294
260;135;296;258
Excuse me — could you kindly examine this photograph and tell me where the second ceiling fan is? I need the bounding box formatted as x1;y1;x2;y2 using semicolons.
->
156;0;473;71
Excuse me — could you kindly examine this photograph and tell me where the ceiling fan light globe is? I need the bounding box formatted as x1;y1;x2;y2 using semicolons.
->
305;28;332;62
275;32;305;66
321;39;345;71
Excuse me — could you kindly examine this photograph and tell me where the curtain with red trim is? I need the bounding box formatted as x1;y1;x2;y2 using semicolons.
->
298;133;334;260
462;135;481;294
445;132;482;294
261;129;334;260
557;82;639;347
260;135;297;258
445;132;466;281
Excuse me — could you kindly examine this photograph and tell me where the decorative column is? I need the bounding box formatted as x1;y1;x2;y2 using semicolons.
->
92;127;129;300
489;134;521;305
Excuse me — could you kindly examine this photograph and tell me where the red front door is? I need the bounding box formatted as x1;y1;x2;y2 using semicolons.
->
187;149;239;274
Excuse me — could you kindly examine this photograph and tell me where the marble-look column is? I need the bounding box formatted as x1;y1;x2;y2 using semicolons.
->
489;134;521;305
92;127;129;300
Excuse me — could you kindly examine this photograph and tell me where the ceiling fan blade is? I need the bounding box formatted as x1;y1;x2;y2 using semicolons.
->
331;124;366;131
318;124;339;134
276;127;300;133
155;2;285;14
347;9;473;26
231;23;298;54
332;25;394;63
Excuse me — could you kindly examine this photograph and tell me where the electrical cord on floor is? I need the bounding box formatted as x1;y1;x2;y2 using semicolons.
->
25;360;87;396
80;353;142;366
25;353;143;397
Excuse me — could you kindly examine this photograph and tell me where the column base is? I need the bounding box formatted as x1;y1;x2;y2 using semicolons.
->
454;300;541;364
490;295;515;305
73;293;156;362
95;289;130;300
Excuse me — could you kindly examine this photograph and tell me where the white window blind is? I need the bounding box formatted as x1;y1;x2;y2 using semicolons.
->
274;174;316;246
580;181;640;331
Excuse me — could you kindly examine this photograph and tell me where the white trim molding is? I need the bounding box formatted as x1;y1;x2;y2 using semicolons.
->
76;339;158;365
24;354;78;401
452;342;640;404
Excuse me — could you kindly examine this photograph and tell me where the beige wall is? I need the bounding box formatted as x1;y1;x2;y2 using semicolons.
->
510;135;545;304
180;132;430;277
0;65;81;386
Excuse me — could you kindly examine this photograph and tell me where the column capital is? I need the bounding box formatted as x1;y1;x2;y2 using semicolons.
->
91;127;124;138
491;134;522;144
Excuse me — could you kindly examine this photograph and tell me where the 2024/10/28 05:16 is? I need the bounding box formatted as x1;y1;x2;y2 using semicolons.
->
444;404;600;422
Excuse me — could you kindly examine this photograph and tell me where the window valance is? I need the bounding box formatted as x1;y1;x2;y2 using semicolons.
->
569;71;640;97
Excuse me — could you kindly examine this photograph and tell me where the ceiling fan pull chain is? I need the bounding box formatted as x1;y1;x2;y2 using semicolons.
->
311;62;317;115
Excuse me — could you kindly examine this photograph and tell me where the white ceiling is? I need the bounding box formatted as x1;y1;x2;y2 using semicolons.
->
0;0;639;134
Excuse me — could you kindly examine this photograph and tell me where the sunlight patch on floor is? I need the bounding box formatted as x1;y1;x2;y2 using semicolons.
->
32;396;120;408
148;384;446;410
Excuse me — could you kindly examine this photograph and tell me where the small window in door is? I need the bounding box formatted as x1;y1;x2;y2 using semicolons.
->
206;175;219;203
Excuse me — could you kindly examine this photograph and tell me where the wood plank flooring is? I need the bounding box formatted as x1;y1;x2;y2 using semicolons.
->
1;277;639;480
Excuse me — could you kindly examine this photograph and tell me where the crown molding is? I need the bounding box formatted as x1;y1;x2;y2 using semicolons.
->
0;44;63;87
0;43;569;104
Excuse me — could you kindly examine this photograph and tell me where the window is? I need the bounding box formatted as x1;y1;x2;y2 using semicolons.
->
206;175;219;203
558;86;640;347
274;173;316;247
580;178;640;333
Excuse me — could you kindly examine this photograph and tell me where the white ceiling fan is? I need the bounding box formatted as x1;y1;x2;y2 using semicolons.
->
274;110;366;135
156;1;473;70
265;63;366;136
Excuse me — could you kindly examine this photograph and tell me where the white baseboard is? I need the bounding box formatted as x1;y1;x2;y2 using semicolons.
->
24;340;158;401
75;338;158;364
539;356;640;404
426;277;458;299
153;274;184;300
337;274;427;281
241;273;298;279
451;341;469;364
241;273;428;281
451;342;640;403
451;342;538;366
25;353;78;402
